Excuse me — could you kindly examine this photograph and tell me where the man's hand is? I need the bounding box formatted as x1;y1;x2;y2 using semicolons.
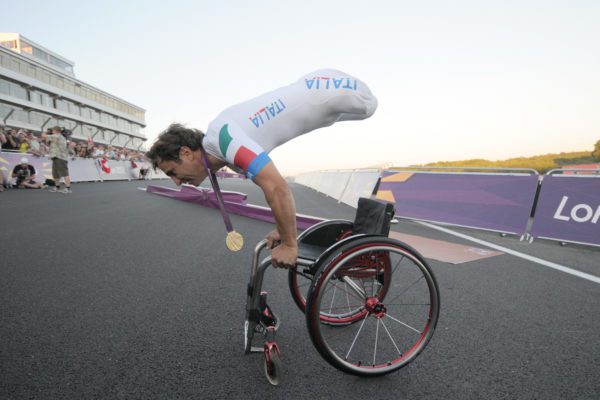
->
266;229;298;268
271;242;298;269
266;229;281;249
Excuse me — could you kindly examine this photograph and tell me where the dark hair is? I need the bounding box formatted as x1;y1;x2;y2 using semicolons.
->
146;123;204;169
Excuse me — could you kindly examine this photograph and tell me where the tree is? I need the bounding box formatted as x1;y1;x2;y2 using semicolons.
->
593;140;600;161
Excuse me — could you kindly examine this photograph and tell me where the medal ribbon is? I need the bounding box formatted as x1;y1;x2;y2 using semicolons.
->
199;145;234;233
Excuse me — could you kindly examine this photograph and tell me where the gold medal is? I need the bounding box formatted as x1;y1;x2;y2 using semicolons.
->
226;230;244;251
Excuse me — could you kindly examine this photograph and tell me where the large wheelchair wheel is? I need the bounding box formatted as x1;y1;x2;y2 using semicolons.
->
305;237;440;376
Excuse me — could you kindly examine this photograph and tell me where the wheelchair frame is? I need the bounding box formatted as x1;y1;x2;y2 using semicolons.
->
244;208;440;386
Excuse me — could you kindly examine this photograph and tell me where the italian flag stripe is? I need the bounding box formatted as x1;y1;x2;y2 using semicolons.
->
218;124;233;158
234;146;257;172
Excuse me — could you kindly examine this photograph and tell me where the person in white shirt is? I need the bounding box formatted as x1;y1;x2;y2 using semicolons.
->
146;69;377;267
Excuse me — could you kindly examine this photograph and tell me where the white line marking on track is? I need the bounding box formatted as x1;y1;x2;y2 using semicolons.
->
417;221;600;285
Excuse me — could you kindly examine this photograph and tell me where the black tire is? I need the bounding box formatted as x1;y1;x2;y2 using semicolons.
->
306;237;440;376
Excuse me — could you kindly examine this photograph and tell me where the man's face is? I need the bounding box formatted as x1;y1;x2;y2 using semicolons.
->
157;146;204;186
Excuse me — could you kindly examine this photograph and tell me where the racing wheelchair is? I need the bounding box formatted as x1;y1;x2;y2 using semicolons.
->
244;198;440;385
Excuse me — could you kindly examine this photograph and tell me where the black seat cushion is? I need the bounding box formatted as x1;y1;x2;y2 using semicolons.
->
298;242;328;262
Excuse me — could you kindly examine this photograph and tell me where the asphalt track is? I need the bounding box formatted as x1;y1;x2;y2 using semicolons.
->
1;179;599;400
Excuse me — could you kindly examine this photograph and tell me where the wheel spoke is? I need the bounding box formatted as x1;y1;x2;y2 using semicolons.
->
329;284;338;314
383;275;425;307
380;318;402;356
340;276;368;299
323;314;368;341
385;313;422;334
345;283;352;313
345;315;368;360
323;278;366;303
322;303;364;312
392;255;404;274
373;318;380;365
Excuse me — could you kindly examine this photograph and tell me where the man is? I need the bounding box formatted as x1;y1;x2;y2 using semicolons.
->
42;126;72;194
17;129;30;153
11;157;42;189
3;128;19;151
146;69;377;267
27;132;42;157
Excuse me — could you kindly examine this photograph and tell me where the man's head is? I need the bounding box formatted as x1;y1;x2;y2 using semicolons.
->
20;157;29;166
51;126;61;134
146;123;206;186
146;124;205;168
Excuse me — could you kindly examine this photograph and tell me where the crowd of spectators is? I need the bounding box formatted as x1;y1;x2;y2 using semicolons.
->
0;124;146;162
1;124;150;191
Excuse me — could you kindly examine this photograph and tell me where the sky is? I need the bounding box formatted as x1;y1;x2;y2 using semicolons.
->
3;0;599;175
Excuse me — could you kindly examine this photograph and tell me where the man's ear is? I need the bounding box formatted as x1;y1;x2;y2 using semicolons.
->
179;146;193;161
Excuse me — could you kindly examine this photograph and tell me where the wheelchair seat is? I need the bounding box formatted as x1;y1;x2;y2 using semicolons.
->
298;242;329;262
296;197;395;265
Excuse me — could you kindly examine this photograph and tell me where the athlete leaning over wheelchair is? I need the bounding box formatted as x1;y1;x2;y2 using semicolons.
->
145;69;377;267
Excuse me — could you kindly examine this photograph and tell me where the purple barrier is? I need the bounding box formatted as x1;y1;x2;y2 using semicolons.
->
145;185;324;231
216;171;245;179
530;175;600;246
377;171;539;235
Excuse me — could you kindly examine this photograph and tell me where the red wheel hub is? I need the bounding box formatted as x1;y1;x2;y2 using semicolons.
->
365;297;387;318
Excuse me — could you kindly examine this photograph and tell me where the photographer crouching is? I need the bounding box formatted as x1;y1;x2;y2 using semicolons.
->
11;157;42;189
42;126;72;194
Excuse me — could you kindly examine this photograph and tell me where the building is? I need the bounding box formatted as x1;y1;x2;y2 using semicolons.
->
0;32;146;150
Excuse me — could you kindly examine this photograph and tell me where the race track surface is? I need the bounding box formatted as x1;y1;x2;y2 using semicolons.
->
1;179;599;399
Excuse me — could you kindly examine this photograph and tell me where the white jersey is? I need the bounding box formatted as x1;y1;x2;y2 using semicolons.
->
203;69;377;179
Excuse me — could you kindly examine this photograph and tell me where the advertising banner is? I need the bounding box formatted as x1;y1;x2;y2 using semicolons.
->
530;175;600;246
377;171;539;235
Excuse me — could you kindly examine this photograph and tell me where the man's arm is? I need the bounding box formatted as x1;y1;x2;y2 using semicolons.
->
253;161;298;267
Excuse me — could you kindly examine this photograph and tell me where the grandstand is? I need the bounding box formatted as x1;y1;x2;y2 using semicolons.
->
0;32;146;150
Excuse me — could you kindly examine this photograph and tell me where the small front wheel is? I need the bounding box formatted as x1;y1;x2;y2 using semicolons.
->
263;343;283;386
